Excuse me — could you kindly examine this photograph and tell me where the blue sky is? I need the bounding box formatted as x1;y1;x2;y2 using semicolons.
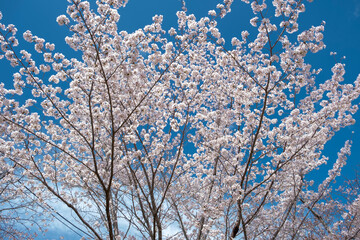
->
0;0;360;239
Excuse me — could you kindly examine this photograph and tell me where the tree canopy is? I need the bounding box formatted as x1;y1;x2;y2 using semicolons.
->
0;0;359;239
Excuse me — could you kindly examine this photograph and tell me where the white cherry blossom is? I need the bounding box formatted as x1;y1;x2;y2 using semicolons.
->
0;0;359;239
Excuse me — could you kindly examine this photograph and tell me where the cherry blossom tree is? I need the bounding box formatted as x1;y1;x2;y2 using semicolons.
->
0;0;359;239
0;168;38;240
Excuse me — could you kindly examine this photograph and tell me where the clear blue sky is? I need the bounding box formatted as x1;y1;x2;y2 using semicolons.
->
0;0;360;239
